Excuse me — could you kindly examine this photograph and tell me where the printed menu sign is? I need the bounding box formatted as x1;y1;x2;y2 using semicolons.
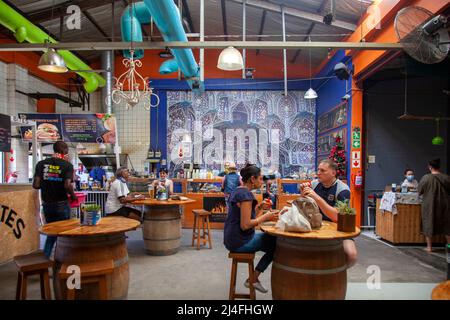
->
0;114;11;152
18;113;62;143
18;113;116;144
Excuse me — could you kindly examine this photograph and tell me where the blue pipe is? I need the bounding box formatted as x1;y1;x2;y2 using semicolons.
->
121;0;200;90
159;59;178;74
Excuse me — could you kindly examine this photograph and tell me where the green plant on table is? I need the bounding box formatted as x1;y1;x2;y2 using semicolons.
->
83;204;101;212
335;199;356;215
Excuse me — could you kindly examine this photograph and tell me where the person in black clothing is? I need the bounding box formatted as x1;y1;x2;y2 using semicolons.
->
33;141;77;258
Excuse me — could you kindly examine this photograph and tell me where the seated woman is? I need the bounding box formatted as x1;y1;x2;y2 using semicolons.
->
105;167;144;221
223;164;279;293
152;168;174;196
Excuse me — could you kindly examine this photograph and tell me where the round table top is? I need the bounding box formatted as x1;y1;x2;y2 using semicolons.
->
431;281;450;300
39;217;140;237
131;197;196;206
260;221;360;240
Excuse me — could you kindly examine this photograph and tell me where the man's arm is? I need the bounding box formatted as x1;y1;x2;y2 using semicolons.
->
65;179;77;202
32;176;41;189
302;187;338;222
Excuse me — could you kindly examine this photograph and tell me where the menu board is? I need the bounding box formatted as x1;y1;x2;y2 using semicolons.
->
317;102;347;135
18;113;62;143
18;113;116;144
0;114;11;152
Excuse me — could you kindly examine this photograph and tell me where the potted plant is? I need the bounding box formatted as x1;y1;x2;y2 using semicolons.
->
335;199;356;232
80;203;102;226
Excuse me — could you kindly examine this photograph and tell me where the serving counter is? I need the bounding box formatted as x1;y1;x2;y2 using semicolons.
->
376;194;446;244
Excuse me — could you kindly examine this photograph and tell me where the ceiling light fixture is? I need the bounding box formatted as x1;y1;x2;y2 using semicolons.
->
38;0;68;73
304;37;318;100
110;1;159;110
217;46;244;71
38;47;68;73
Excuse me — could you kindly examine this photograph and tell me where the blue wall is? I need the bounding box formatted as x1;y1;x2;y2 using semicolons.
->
314;50;353;181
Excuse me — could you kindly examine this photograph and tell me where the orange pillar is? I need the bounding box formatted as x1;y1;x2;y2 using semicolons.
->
350;79;364;227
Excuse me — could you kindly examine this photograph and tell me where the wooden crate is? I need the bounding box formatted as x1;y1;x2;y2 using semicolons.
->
375;199;446;244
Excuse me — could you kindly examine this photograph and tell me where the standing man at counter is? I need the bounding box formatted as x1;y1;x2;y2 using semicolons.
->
32;141;77;258
300;159;357;268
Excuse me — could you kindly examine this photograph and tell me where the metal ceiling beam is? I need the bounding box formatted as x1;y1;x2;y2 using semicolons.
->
221;0;228;40
291;22;316;64
27;0;120;23
182;0;195;34
228;0;356;31
83;10;111;41
255;10;266;55
0;41;403;51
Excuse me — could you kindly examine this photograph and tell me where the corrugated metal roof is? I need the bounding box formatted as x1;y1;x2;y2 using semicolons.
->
2;0;372;63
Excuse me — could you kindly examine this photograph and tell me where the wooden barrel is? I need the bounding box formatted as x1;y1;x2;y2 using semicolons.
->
271;237;347;300
53;233;129;300
143;204;181;256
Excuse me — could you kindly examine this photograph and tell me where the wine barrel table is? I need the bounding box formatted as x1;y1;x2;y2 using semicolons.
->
132;198;195;256
39;217;139;300
260;221;360;300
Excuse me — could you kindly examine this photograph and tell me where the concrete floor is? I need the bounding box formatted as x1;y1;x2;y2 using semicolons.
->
0;229;446;300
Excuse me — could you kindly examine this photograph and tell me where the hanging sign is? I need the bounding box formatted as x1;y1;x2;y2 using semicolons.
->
18;113;117;144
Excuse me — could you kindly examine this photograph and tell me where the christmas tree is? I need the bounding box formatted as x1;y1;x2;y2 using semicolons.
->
329;135;346;179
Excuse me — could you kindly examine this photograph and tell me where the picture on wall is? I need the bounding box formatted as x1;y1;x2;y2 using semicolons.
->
167;91;317;177
317;127;347;157
317;102;348;135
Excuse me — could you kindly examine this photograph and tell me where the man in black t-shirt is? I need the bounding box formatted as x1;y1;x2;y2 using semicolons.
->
300;159;357;268
33;141;76;258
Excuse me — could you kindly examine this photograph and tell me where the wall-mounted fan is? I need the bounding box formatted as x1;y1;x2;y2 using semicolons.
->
395;6;449;64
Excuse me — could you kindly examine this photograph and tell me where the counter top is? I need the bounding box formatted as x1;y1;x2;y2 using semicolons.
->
260;221;360;240
40;217;139;237
131;198;196;206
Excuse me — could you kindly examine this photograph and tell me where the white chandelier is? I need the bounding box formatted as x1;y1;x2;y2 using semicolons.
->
111;49;160;110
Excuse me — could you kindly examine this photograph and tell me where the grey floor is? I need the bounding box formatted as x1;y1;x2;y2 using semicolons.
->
0;229;447;300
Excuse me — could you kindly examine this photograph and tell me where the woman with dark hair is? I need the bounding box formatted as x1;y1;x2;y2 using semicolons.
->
152;168;174;196
418;159;450;252
223;164;279;293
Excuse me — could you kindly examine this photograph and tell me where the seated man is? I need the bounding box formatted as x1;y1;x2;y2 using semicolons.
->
105;167;144;221
300;159;357;268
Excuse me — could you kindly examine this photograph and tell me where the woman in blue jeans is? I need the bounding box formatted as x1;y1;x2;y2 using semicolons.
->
223;164;279;293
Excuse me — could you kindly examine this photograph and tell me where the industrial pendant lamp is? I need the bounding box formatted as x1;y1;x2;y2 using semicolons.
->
217;46;244;71
38;1;68;73
38;48;68;73
304;37;318;100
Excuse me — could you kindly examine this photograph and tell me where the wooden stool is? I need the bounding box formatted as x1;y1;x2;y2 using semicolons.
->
431;280;450;300
228;252;256;300
14;251;53;300
192;209;212;250
59;260;114;300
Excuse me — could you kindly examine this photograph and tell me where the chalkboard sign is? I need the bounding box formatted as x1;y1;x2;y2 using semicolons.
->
317;102;347;135
0;114;11;152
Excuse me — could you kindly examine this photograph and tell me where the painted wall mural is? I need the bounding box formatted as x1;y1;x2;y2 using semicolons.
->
167;91;316;176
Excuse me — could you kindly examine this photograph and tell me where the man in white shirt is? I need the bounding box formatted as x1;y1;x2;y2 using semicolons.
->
105;167;144;221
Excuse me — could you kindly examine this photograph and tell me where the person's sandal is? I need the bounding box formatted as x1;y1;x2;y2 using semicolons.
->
244;279;268;293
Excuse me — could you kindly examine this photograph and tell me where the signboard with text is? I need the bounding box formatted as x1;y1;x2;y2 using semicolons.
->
18;113;116;144
0;114;11;152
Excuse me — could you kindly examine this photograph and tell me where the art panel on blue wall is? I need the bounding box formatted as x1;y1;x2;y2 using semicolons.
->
166;91;316;177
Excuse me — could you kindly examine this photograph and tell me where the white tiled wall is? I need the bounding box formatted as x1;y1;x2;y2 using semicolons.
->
113;98;150;174
0;61;105;182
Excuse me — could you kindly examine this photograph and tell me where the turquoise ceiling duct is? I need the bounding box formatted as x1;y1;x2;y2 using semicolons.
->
121;0;200;90
159;59;178;75
0;0;105;93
